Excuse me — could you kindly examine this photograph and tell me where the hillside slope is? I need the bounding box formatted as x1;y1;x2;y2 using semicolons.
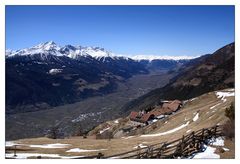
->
120;43;234;114
5;88;234;158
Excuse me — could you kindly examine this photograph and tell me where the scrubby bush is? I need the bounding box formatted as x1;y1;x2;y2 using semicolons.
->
223;102;235;139
152;124;158;130
222;120;235;139
72;124;82;136
96;131;113;140
46;126;65;139
225;102;235;120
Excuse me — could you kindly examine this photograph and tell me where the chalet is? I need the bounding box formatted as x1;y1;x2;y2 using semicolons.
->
129;100;182;124
162;100;182;112
130;111;152;124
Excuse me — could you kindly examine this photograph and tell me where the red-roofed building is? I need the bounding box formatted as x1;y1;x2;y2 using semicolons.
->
129;100;182;124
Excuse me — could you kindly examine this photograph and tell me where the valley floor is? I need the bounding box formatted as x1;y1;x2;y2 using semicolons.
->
6;70;174;140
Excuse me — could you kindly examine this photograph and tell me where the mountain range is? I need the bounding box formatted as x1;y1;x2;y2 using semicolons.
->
6;41;190;114
5;42;234;140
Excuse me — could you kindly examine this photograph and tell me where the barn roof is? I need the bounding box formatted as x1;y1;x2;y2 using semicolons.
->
130;111;154;123
129;100;182;123
162;100;182;112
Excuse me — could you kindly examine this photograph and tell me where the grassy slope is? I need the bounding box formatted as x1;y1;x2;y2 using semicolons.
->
6;88;234;158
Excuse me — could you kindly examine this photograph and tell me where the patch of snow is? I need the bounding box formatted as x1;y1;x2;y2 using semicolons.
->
152;119;158;123
141;121;190;137
130;55;197;61
186;129;192;133
66;148;107;153
7;41;63;58
164;121;168;124
209;137;225;146
211;110;216;113
71;112;102;123
223;147;229;151
114;119;119;124
121;136;134;139
5;153;85;159
99;127;110;134
192;145;220;159
193;113;199;122
34;61;46;65
109;156;121;159
167;144;174;148
210;103;221;109
227;88;235;92
148;119;158;124
30;143;70;149
133;144;148;149
60;155;86;159
49;68;63;75
5;141;23;147
190;98;197;102
215;91;235;103
6;153;62;159
156;115;165;119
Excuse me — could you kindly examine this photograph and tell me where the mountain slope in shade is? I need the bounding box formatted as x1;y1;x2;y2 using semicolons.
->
6;42;190;114
120;42;235;114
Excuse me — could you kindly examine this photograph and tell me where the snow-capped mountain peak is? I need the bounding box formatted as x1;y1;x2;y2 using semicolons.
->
33;41;60;51
130;55;197;61
6;41;197;62
6;41;63;58
84;46;112;58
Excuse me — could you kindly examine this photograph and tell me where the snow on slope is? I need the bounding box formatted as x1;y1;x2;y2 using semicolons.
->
29;143;70;149
5;141;24;146
66;148;107;153
99;127;110;134
191;137;225;159
133;144;148;149
49;69;63;75
6;41;196;61
130;55;197;61
6;153;85;159
6;142;71;149
215;90;235;103
192;146;220;159
6;41;113;60
209;137;225;146
192;113;199;122
210;103;221;109
7;41;63;57
141;121;190;137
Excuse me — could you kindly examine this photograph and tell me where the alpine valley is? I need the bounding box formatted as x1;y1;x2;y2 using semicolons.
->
5;41;234;140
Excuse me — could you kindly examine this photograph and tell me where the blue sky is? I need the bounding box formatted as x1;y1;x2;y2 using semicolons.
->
6;5;234;57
